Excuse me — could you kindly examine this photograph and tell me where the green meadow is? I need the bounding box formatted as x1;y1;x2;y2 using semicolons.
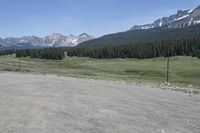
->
0;55;200;88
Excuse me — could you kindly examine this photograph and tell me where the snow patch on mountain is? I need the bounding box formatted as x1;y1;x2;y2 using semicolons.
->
194;20;200;24
174;14;189;21
189;18;194;26
188;8;195;13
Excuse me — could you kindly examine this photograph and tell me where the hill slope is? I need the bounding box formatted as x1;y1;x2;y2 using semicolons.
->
79;24;200;47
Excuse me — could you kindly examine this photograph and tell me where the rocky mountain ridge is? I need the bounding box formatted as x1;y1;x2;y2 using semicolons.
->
0;33;95;49
131;5;200;30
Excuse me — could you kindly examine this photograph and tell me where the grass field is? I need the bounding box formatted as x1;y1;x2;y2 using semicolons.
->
0;55;200;89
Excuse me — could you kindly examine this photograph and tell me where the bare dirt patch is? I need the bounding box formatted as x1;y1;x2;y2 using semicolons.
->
0;72;199;133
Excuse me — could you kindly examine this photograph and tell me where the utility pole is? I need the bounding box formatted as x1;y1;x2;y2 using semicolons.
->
64;51;67;58
19;58;21;71
166;44;170;83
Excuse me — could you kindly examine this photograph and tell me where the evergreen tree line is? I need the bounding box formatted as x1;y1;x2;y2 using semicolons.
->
16;48;65;60
68;38;200;59
1;38;200;60
0;50;16;56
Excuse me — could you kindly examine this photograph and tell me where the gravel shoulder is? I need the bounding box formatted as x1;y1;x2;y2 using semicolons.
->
0;72;199;133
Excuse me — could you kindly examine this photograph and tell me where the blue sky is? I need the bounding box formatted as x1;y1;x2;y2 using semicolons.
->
0;0;199;38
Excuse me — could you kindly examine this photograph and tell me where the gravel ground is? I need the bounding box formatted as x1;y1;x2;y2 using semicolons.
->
0;72;199;133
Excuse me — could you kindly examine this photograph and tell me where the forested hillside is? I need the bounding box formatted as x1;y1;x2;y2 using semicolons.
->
9;38;200;60
67;38;200;59
79;24;200;47
1;25;200;60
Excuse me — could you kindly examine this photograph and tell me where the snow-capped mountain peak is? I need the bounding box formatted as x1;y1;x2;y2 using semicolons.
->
130;5;200;30
79;33;89;37
0;33;95;48
43;33;95;47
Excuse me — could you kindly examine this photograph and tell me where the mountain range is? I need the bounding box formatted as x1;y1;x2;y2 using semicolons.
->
1;5;200;50
131;5;200;30
79;24;200;47
79;5;200;47
0;33;95;50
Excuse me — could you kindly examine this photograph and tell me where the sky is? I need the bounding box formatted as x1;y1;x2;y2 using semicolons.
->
0;0;200;38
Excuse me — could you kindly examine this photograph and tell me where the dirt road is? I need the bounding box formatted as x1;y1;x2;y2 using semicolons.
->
0;72;199;133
